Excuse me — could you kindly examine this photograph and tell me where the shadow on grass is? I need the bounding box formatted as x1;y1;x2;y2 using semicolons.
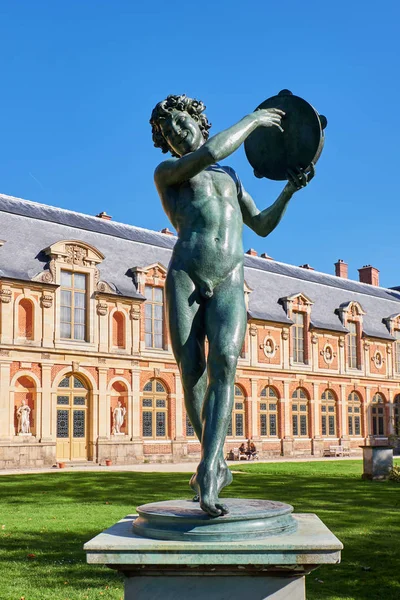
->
0;467;399;599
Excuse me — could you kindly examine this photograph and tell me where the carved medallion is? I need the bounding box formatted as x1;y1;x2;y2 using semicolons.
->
96;302;108;316
0;289;12;303
40;294;53;308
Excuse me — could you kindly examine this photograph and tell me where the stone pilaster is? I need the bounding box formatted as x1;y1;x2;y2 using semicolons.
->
0;361;12;438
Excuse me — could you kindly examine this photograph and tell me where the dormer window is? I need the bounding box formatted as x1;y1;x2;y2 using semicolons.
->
60;271;87;340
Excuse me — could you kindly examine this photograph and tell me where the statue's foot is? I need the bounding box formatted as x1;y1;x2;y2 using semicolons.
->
192;462;229;517
217;457;233;494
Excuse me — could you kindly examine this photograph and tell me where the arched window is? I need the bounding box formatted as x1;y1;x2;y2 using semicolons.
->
292;388;309;437
111;381;128;434
142;379;168;438
227;385;245;438
371;393;386;436
394;394;400;436
260;386;278;436
348;391;362;436
18;299;34;340
56;374;89;461
321;390;337;437
15;376;35;435
112;311;125;348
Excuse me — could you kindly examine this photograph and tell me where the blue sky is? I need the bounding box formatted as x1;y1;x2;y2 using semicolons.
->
1;1;399;287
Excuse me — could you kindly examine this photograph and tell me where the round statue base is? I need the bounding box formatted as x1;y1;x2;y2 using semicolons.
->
133;498;297;542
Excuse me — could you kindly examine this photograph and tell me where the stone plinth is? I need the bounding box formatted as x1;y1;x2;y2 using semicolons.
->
360;445;394;480
84;503;343;600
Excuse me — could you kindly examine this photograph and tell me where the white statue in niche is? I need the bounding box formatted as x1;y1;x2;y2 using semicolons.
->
17;399;31;435
112;400;126;435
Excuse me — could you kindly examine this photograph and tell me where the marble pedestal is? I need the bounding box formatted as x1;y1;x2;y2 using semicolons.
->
84;500;342;600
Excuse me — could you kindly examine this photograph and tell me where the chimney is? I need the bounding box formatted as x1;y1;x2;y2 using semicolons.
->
246;248;258;256
96;211;112;221
335;259;348;279
160;227;174;236
358;265;379;286
260;252;273;260
299;264;314;270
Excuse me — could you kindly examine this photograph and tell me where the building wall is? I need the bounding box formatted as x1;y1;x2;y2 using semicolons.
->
1;242;400;468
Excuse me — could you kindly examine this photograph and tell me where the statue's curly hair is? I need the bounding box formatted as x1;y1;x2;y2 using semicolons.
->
150;94;212;157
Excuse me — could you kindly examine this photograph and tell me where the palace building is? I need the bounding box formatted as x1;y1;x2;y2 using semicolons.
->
1;192;400;468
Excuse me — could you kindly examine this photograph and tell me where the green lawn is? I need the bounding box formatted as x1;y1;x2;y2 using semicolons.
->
0;460;399;600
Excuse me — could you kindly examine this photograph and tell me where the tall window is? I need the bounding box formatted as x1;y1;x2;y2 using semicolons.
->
348;391;362;436
260;386;278;436
292;388;309;437
142;379;168;438
395;331;400;374
394;394;400;436
292;312;305;363
347;321;358;369
60;271;87;340
371;393;386;436
321;390;337;437
227;385;245;437
145;286;164;349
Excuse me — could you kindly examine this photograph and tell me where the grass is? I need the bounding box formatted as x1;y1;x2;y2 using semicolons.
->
0;459;399;600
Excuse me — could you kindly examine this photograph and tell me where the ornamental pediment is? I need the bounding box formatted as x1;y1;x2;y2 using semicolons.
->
336;301;366;324
44;240;105;266
383;312;400;333
279;292;314;314
130;262;168;286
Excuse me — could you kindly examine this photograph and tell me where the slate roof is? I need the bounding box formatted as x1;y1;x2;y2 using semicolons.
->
1;192;400;340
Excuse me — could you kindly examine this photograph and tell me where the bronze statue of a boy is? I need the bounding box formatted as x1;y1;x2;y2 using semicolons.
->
150;95;314;517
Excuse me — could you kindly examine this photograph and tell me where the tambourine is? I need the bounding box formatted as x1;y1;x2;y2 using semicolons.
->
244;90;327;181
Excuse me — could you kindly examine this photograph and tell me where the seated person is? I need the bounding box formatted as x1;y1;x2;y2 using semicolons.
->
247;439;257;459
238;442;247;455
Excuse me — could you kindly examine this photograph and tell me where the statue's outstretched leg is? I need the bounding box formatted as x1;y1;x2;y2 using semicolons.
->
192;267;247;517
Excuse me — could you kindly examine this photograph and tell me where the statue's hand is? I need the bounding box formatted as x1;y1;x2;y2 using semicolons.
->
287;163;315;192
252;108;285;132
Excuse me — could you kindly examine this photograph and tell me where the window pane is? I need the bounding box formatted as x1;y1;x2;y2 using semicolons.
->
235;402;243;410
355;416;361;435
322;415;327;436
74;292;85;308
154;305;163;319
145;304;152;318
60;306;72;322
57;410;69;438
260;414;267;436
145;333;152;347
186;416;195;437
61;271;72;287
144;286;152;300
154;319;163;334
59;377;70;388
260;403;267;411
74;274;86;290
74;324;85;340
74;377;85;389
74;396;86;405
142;398;152;407
154;334;163;348
235;414;244;437
348;416;353;435
269;414;277;436
292;415;298;436
73;410;85;438
74;308;85;324
60;322;71;338
156;412;166;437
328;415;335;436
61;290;72;306
143;381;152;391
154;288;163;303
300;415;308;436
57;396;69;405
143;412;152;437
227;416;232;436
156;399;166;408
156;381;165;392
